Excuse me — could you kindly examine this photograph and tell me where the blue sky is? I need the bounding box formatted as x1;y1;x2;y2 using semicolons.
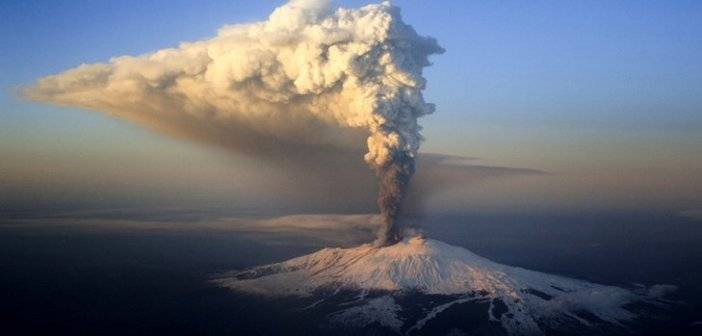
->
1;0;701;215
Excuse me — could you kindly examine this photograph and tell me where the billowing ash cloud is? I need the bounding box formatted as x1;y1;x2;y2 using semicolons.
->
24;0;443;246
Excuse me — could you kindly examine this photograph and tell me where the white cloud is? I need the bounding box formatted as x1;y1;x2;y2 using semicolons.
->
24;0;442;170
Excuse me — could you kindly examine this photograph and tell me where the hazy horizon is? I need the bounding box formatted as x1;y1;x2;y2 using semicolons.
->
2;0;701;221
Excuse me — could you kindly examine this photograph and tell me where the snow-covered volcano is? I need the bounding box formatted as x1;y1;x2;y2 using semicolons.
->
215;236;674;335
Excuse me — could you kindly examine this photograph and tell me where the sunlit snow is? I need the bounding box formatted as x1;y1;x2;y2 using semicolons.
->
215;236;675;335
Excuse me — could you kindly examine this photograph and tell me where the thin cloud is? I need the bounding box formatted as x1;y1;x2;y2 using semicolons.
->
679;209;702;221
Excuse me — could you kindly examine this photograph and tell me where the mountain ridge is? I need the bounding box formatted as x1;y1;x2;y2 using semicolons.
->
215;236;675;335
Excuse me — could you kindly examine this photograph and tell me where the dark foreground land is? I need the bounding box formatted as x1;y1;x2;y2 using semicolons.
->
1;211;701;335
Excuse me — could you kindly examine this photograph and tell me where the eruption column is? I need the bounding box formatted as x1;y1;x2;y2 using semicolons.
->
24;0;443;246
374;151;415;246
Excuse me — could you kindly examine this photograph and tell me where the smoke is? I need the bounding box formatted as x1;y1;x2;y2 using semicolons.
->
375;151;415;245
23;0;443;246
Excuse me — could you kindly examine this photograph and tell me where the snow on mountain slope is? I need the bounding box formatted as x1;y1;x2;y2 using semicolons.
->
214;236;675;335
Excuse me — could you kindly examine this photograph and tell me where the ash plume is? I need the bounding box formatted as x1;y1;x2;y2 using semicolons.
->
23;0;443;245
375;151;415;245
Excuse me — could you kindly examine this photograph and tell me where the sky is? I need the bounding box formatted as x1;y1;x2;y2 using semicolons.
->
1;0;701;218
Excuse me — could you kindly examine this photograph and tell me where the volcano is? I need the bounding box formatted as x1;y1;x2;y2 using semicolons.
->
214;236;675;335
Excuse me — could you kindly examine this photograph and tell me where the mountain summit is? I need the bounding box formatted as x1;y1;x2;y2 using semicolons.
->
215;236;674;335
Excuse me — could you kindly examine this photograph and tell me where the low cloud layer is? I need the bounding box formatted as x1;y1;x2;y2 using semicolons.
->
0;212;380;245
679;209;702;221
